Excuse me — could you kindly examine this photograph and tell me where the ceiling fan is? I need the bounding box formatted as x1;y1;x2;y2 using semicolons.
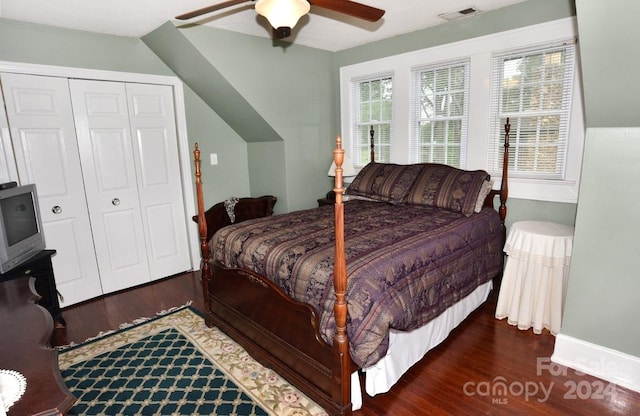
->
175;0;385;39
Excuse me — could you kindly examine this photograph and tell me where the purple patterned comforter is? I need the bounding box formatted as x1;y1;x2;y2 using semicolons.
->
211;200;503;367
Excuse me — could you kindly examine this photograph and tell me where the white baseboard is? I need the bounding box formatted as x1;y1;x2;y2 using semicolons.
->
552;334;640;393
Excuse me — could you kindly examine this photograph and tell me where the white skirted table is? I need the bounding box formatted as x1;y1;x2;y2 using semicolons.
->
495;220;575;335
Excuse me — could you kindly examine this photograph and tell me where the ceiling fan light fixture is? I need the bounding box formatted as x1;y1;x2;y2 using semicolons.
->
255;0;310;34
274;27;292;39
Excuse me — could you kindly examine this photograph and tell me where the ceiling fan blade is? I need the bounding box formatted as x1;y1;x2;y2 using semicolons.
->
175;0;252;20
309;0;385;22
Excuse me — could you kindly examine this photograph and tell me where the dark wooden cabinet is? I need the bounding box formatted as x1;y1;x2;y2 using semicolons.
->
0;250;65;326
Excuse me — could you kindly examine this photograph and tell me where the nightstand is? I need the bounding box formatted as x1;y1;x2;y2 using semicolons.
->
495;221;574;335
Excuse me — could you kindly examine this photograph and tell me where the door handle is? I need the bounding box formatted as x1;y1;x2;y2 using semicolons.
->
112;198;121;206
52;205;62;214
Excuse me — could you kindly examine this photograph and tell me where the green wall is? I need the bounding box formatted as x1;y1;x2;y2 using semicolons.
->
0;19;169;74
503;199;577;231
248;141;287;210
171;24;336;212
334;0;576;67
560;0;640;357
181;86;252;204
575;1;640;129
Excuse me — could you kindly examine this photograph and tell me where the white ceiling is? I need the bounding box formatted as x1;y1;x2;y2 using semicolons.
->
0;0;527;52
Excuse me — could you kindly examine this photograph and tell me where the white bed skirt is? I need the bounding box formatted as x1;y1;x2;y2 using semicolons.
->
350;280;493;410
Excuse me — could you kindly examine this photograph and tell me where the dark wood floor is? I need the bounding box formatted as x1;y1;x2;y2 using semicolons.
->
53;272;640;415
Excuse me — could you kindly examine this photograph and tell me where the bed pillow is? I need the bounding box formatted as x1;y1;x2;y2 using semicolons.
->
406;164;490;216
346;162;423;204
474;179;495;213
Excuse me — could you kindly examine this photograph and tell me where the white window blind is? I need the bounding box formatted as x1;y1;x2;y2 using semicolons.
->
410;60;469;168
351;75;393;165
489;41;576;179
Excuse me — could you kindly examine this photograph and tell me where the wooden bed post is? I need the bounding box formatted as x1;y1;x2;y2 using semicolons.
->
500;119;510;241
332;136;352;414
369;126;375;163
194;143;211;312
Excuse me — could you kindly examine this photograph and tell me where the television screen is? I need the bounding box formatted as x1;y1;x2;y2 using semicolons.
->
1;192;39;246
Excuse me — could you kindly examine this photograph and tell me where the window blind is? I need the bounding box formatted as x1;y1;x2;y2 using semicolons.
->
351;75;394;165
410;60;470;168
488;41;576;180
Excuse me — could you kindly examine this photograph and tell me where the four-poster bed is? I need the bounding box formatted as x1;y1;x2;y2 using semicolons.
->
193;120;511;415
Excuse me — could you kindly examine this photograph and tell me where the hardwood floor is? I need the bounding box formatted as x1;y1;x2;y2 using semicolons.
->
53;272;640;415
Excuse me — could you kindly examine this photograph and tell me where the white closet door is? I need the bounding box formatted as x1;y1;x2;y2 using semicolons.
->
0;89;18;184
0;73;103;306
125;83;190;280
69;79;150;294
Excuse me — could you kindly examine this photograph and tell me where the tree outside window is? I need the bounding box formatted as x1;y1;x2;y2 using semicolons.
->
491;45;575;179
412;62;469;167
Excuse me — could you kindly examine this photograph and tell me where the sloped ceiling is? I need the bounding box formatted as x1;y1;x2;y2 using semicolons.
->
142;22;282;143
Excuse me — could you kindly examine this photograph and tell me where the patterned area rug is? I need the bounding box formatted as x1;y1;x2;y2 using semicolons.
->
58;305;327;416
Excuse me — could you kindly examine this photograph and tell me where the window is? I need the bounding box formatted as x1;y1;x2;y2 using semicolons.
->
340;18;583;203
411;61;469;167
489;43;576;179
351;76;393;165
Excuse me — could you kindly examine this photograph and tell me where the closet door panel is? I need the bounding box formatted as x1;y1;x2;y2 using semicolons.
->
126;83;190;279
102;209;148;269
0;73;102;306
70;79;150;294
12;130;65;188
0;90;18;184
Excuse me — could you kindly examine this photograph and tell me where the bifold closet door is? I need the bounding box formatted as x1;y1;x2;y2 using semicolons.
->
124;83;190;280
0;73;103;306
0;88;17;184
69;79;190;294
69;79;151;294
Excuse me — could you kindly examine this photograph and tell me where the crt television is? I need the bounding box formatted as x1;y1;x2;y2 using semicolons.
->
0;183;46;274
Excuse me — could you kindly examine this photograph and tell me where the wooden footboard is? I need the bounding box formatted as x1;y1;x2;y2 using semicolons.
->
203;263;355;415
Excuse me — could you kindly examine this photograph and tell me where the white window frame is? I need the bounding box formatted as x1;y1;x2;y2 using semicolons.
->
410;60;470;167
488;42;576;181
351;74;395;165
339;17;584;203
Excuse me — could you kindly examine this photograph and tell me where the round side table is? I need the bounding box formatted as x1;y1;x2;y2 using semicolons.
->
495;220;575;335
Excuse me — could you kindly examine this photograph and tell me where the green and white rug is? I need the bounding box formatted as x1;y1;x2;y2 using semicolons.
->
58;305;327;416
